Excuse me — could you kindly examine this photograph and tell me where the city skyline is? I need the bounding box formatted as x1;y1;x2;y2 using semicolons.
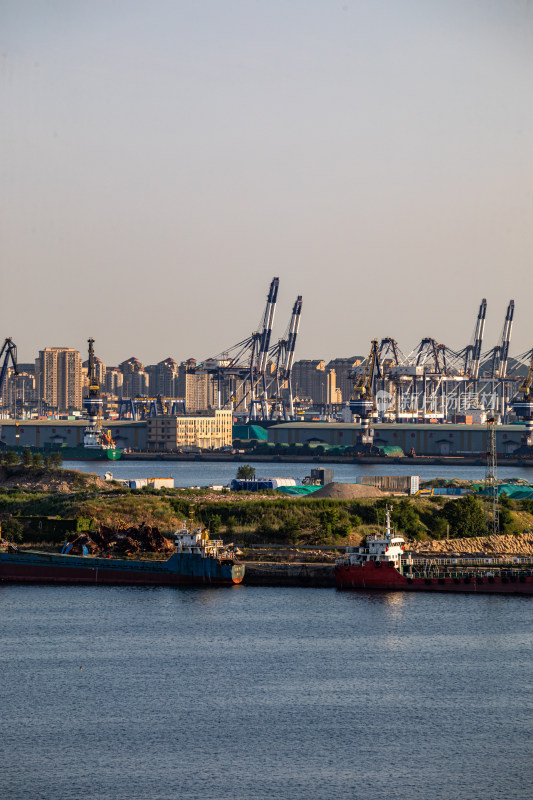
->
2;1;533;363
5;293;530;369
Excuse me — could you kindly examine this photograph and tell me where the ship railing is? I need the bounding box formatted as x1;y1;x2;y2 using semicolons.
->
410;556;533;568
406;567;533;580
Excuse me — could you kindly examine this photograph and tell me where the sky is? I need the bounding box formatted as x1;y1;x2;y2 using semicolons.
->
1;0;532;367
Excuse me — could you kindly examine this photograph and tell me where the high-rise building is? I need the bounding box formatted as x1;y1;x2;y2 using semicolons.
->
104;367;124;398
292;359;344;405
35;348;83;411
146;358;179;397
0;364;36;412
326;357;363;403
119;358;149;397
177;360;215;412
292;360;327;404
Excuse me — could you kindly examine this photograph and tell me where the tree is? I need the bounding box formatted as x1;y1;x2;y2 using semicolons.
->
281;517;300;545
32;452;43;469
427;516;449;540
44;455;53;470
22;447;32;467
236;464;256;480
51;451;63;468
1;517;24;543
391;498;421;538
442;494;486;538
225;515;237;534
5;450;19;466
209;514;222;535
498;494;514;534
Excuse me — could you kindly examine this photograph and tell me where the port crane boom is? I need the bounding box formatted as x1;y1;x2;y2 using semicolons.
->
471;298;487;380
271;295;303;419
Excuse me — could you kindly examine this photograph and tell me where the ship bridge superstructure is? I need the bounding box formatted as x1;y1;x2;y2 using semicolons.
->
338;507;405;569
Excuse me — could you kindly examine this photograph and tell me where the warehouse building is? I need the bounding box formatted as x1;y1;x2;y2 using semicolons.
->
0;419;147;450
268;422;525;456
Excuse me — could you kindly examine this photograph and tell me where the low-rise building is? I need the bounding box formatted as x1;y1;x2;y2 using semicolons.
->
146;410;232;451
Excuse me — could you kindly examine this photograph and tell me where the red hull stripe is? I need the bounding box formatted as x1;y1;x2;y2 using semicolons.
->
335;564;533;594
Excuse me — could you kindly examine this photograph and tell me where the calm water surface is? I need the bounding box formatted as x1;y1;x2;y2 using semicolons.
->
64;459;533;486
1;586;531;800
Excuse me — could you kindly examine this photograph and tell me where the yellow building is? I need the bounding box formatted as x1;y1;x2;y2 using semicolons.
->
146;409;232;451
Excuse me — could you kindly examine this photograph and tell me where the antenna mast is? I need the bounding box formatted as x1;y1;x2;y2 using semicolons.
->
485;417;499;539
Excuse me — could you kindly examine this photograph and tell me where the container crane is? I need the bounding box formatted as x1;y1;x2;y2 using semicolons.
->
350;339;381;448
511;349;533;450
280;295;302;418
499;300;514;379
202;277;286;420
471;298;487;381
270;295;302;419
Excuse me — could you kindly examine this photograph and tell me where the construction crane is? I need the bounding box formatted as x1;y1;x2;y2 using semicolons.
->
0;338;18;408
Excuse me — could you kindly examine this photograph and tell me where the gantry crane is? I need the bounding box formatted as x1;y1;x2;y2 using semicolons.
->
350;339;381;448
270;295;303;419
511;348;533;450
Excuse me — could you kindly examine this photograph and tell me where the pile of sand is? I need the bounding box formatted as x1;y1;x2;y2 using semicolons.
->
311;482;383;499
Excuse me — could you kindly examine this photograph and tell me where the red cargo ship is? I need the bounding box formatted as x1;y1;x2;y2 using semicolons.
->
335;507;533;595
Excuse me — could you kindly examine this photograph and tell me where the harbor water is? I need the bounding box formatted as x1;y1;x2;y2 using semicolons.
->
63;458;533;486
1;585;531;800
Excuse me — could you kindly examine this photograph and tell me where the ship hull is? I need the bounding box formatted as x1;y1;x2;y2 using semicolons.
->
3;446;121;461
0;551;244;586
335;561;533;595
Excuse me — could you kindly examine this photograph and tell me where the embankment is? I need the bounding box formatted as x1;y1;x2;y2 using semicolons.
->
243;561;335;587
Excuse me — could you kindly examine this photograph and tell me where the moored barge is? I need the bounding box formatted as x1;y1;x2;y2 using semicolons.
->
0;526;244;587
335;508;533;595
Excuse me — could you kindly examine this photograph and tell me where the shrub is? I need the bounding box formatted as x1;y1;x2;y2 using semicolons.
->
1;517;24;542
236;464;256;480
441;495;486;537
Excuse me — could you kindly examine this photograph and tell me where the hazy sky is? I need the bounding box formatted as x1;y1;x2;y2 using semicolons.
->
2;0;532;366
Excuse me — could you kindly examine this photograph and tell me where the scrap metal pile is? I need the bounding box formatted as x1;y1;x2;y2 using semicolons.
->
63;523;175;556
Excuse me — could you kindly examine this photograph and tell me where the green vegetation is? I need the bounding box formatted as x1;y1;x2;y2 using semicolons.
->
236;464;256;480
0;449;62;469
1;465;532;546
1;517;24;542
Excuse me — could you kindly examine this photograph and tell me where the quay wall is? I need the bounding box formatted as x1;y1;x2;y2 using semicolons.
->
0;419;528;458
